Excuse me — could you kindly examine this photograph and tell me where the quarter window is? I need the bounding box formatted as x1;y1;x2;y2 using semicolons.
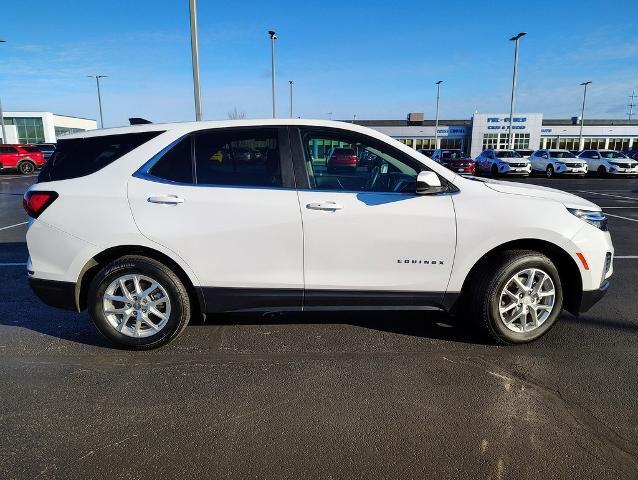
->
148;137;193;183
301;129;423;193
194;129;282;187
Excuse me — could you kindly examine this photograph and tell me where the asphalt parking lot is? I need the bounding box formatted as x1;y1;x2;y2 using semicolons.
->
1;172;637;479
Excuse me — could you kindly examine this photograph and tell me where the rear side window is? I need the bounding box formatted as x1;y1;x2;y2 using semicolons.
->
148;137;193;183
194;129;282;187
38;131;163;182
0;146;18;153
22;146;41;153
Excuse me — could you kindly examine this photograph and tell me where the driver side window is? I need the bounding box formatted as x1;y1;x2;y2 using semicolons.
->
301;129;421;193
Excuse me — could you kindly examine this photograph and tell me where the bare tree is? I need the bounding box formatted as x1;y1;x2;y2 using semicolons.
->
227;107;246;120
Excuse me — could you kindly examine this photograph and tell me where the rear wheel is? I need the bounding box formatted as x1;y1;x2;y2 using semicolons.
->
88;255;191;349
18;161;35;175
546;164;554;178
467;250;563;344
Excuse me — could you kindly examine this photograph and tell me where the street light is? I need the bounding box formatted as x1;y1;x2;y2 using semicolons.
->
579;81;592;149
0;39;7;143
268;30;277;118
289;80;293;118
189;0;203;121
434;80;443;149
87;75;108;128
508;32;527;150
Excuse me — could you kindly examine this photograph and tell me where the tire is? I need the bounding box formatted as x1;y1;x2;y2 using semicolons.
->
18;161;36;175
467;250;563;345
546;164;554;178
491;164;499;177
88;255;191;349
597;166;607;177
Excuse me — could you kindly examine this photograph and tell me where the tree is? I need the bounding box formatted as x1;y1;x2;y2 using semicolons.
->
227;107;246;120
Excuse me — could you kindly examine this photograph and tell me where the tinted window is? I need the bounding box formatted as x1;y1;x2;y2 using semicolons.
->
0;146;18;153
148;137;193;183
440;150;463;159
38;131;163;182
301;129;423;193
601;151;627;159
194;129;282;187
495;151;511;158
22;146;41;153
550;151;576;159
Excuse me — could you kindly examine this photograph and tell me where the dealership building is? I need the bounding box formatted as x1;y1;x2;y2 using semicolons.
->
0;112;97;144
354;113;638;158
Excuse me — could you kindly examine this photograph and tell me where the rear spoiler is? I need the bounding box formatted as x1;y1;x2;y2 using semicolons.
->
129;117;152;125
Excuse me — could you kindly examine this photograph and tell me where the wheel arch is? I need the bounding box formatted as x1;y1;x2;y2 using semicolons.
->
453;238;583;315
75;245;205;321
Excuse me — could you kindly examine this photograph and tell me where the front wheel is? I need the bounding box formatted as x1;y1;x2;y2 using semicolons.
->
467;250;563;344
88;255;191;349
546;164;554;178
18;161;36;175
597;166;607;177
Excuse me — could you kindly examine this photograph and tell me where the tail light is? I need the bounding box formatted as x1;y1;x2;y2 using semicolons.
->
23;191;58;218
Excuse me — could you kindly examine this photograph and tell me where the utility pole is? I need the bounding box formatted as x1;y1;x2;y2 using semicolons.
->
0;39;7;142
629;88;637;120
189;0;203;121
87;75;107;128
579;81;592;149
289;80;293;118
434;80;442;149
508;32;527;149
268;30;277;118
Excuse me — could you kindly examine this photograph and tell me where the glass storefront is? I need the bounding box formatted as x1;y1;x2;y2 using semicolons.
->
6;117;45;144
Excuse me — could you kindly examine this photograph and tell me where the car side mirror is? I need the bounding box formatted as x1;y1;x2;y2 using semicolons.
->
593;155;600;159
542;154;549;159
416;171;443;195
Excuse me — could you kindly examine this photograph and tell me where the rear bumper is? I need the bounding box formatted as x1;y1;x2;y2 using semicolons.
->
29;277;79;311
578;280;610;313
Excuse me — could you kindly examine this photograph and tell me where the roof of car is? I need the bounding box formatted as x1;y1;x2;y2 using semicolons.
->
58;119;381;140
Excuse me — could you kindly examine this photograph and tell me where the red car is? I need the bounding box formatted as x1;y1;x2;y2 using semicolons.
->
431;149;475;175
326;147;357;173
0;144;46;175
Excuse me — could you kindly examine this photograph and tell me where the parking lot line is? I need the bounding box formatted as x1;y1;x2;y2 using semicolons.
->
615;256;638;259
571;190;638;201
0;221;28;231
600;206;638;209
604;213;638;223
0;262;27;267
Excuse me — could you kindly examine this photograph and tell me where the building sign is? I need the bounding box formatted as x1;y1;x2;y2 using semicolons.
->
486;117;528;130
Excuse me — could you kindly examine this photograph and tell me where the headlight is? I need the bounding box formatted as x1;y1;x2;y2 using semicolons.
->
567;208;608;231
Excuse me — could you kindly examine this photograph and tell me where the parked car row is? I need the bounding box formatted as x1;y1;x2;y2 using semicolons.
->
417;148;638;178
0;143;55;174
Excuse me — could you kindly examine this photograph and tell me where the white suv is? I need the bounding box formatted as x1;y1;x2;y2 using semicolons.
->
24;120;613;349
475;149;531;176
577;149;638;177
529;149;588;178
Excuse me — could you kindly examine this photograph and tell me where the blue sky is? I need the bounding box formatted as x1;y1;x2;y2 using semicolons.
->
1;0;637;127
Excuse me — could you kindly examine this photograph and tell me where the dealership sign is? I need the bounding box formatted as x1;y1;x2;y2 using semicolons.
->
486;117;528;130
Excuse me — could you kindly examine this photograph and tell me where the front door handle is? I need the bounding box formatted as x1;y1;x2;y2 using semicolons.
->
306;201;343;211
148;195;185;205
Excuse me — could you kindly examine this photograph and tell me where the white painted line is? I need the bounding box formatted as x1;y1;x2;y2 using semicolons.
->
601;206;638;209
0;221;28;231
615;256;638;259
0;262;27;266
605;213;638;223
571;190;638;201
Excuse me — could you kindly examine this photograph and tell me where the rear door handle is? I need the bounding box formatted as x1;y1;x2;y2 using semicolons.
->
306;201;343;211
148;195;185;205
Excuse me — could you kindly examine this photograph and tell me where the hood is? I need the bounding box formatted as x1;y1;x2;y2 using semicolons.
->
499;157;529;164
474;178;600;210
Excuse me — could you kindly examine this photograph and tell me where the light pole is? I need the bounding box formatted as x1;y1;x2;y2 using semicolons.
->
0;39;6;143
189;0;203;121
87;75;107;128
268;30;277;118
508;32;527;150
434;80;442;149
289;80;293;118
579;81;592;149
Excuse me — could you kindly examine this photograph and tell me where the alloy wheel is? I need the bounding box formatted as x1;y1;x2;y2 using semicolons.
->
498;268;556;333
102;274;171;338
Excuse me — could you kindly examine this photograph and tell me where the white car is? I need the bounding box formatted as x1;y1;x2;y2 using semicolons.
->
24;119;613;349
475;149;531;176
529;149;588;178
577;149;638;177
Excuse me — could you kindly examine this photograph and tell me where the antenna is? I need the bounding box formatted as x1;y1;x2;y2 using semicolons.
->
629;88;637;120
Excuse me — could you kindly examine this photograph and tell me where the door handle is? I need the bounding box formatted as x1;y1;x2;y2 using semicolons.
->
148;195;185;205
306;201;343;211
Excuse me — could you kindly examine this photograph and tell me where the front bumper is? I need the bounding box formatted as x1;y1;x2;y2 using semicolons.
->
578;280;610;313
29;277;79;311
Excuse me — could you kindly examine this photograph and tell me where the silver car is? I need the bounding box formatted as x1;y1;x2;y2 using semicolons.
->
475;149;531;176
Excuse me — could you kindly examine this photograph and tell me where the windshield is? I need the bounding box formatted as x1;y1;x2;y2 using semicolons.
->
495;151;521;158
440;150;465;159
550;151;576;159
601;151;628;159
